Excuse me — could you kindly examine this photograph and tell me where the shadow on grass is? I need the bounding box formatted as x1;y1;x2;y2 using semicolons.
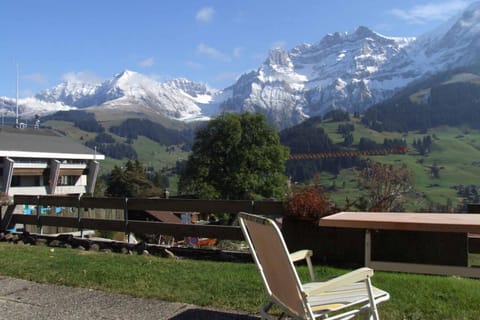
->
170;308;259;320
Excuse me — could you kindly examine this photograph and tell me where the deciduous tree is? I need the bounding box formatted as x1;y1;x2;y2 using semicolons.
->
357;161;413;212
179;113;289;200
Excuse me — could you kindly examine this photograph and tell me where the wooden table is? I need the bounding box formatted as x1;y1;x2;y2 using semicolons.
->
320;212;480;278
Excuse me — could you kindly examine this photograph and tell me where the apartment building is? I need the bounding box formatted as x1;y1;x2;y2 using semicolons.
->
0;126;104;196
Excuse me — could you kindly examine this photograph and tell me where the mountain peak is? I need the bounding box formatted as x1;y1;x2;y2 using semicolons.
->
319;31;347;46
351;25;398;42
353;25;375;37
114;69;138;80
265;47;290;67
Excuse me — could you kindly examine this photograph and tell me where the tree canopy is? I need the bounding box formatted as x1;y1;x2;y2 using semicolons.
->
178;113;289;200
106;160;161;197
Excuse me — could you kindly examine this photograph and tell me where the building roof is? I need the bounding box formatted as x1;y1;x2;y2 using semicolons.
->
144;211;184;223
0;127;105;160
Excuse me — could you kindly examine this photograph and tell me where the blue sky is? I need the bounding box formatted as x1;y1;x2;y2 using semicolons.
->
0;0;477;98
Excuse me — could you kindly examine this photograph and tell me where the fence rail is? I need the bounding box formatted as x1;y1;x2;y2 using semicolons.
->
2;195;285;241
2;195;480;274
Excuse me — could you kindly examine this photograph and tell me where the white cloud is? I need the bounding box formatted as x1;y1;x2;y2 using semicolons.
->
62;71;103;84
22;73;48;85
196;43;231;62
139;57;155;68
388;0;472;24
196;7;215;23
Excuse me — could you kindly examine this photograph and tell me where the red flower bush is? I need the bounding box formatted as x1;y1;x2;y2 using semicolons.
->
284;186;332;222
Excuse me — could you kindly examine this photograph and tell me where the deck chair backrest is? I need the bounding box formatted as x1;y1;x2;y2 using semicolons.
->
239;213;307;318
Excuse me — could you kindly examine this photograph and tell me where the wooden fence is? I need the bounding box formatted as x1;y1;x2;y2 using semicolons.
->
1;195;285;241
467;204;480;253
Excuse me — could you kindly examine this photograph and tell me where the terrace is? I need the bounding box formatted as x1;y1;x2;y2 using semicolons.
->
0;195;479;319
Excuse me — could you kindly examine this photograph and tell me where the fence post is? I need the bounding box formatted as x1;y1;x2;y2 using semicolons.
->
35;195;42;234
77;194;82;238
124;197;129;242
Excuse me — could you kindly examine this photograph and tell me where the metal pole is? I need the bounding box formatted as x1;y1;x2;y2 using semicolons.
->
16;65;19;127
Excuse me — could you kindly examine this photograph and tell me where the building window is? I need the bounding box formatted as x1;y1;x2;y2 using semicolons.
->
11;176;21;187
59;176;79;186
11;175;42;187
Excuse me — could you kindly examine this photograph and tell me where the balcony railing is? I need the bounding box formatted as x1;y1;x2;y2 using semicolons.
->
1;195;285;241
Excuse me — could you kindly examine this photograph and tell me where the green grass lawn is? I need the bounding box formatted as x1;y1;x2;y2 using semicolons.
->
0;243;478;319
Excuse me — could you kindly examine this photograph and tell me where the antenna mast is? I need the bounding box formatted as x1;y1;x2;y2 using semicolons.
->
16;64;19;127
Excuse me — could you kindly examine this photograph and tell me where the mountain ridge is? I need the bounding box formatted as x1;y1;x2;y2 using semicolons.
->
2;3;480;128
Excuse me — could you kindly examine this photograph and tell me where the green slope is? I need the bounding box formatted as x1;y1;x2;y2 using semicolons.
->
42;119;190;178
315;119;480;209
44;111;480;209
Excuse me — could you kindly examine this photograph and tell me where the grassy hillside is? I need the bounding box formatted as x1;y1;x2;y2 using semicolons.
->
313;117;480;210
89;107;196;131
44;111;480;209
42;119;190;180
362;66;480;132
133;136;189;171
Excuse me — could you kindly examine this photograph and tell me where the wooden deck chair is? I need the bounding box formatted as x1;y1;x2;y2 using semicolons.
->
238;212;390;320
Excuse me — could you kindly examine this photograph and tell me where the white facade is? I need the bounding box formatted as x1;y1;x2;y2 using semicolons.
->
0;128;104;197
1;157;102;196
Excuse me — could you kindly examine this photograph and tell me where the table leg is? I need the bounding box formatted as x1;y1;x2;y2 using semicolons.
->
365;229;371;267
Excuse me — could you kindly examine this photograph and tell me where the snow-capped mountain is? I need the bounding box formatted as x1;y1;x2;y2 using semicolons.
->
2;2;480;128
34;70;216;122
35;80;101;108
222;26;420;125
412;1;480;72
92;70;208;121
219;49;308;128
165;78;214;102
1;70;216;123
220;2;480;127
220;27;415;127
0;96;74;119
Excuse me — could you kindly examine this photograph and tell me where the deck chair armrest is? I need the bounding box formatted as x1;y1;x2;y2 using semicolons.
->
304;267;374;296
289;249;313;262
290;249;315;281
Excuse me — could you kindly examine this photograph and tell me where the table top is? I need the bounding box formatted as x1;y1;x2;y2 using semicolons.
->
320;212;480;233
